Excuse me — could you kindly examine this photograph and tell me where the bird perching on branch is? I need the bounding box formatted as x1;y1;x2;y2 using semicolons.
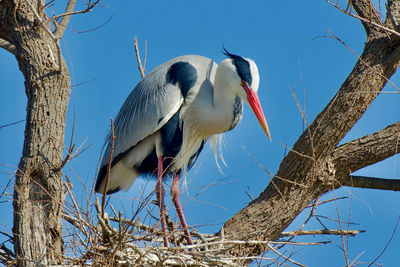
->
95;49;271;246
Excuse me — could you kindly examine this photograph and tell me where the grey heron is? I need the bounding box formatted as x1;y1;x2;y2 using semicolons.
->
95;49;271;246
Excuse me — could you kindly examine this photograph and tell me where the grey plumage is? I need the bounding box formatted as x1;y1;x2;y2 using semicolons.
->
95;55;218;194
94;51;271;246
95;52;270;197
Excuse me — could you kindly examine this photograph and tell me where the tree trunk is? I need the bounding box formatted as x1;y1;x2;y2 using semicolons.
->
0;1;70;265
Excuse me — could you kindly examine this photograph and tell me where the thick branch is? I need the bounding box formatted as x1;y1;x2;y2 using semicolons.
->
324;121;400;191
343;175;400;191
0;38;17;55
351;0;383;35
333;121;400;173
385;0;400;32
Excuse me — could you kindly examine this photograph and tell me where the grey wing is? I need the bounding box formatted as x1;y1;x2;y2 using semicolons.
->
100;70;184;169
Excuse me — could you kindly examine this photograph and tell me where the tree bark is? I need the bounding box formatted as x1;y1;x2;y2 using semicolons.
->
222;0;400;264
0;0;70;265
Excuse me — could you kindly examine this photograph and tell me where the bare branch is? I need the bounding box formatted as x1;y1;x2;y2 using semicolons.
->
350;0;384;34
369;214;400;265
266;244;306;267
54;0;76;39
281;229;365;237
48;0;100;24
385;0;400;32
328;28;400;92
327;0;399;38
342;175;400;191
133;36;146;78
0;119;24;129
64;16;113;34
0;38;17;55
333;121;400;174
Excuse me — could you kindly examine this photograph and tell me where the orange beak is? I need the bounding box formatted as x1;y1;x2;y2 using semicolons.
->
242;82;271;141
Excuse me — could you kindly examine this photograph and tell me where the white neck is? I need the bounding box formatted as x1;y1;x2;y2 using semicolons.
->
185;60;243;136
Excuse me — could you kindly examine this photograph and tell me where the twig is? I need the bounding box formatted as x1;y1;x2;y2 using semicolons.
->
243;146;309;188
63;178;89;238
332;189;349;266
65;15;113;34
278;142;315;161
314;214;358;225
0;231;13;242
368;214;400;266
59;106;76;169
290;85;316;163
0;244;15;266
163;240;326;250
281;229;365;237
327;0;400;38
0;119;24;129
305;196;348;208
267;244;306;267
133;36;146;78
48;0;100;24
328;28;400;92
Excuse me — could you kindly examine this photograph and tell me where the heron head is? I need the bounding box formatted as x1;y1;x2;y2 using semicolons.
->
222;49;271;141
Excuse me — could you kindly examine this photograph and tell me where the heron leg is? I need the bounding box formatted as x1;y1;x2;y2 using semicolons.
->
171;173;193;245
156;156;169;247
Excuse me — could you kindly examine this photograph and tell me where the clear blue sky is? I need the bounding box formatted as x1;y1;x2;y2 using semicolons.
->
1;0;399;265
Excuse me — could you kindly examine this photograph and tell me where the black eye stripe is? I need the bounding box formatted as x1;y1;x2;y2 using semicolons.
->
223;48;252;85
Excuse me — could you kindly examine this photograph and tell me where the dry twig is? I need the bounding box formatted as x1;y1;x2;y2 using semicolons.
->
133;36;146;78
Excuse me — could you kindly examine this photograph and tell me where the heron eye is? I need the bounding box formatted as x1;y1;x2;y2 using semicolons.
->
240;80;246;86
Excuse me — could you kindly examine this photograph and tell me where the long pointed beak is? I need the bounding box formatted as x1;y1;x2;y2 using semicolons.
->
245;88;272;141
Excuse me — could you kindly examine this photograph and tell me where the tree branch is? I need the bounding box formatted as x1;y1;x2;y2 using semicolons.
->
385;0;400;32
50;0;100;38
54;0;76;39
0;38;17;55
343;175;400;191
327;0;400;38
333;121;400;174
281;229;365;237
351;0;383;35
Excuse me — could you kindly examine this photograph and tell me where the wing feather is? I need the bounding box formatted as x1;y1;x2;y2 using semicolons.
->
100;64;184;169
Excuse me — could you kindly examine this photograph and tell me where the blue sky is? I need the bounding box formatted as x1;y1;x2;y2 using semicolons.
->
1;0;399;265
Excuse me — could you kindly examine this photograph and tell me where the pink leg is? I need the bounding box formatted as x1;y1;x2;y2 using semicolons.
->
171;173;193;245
156;156;169;247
